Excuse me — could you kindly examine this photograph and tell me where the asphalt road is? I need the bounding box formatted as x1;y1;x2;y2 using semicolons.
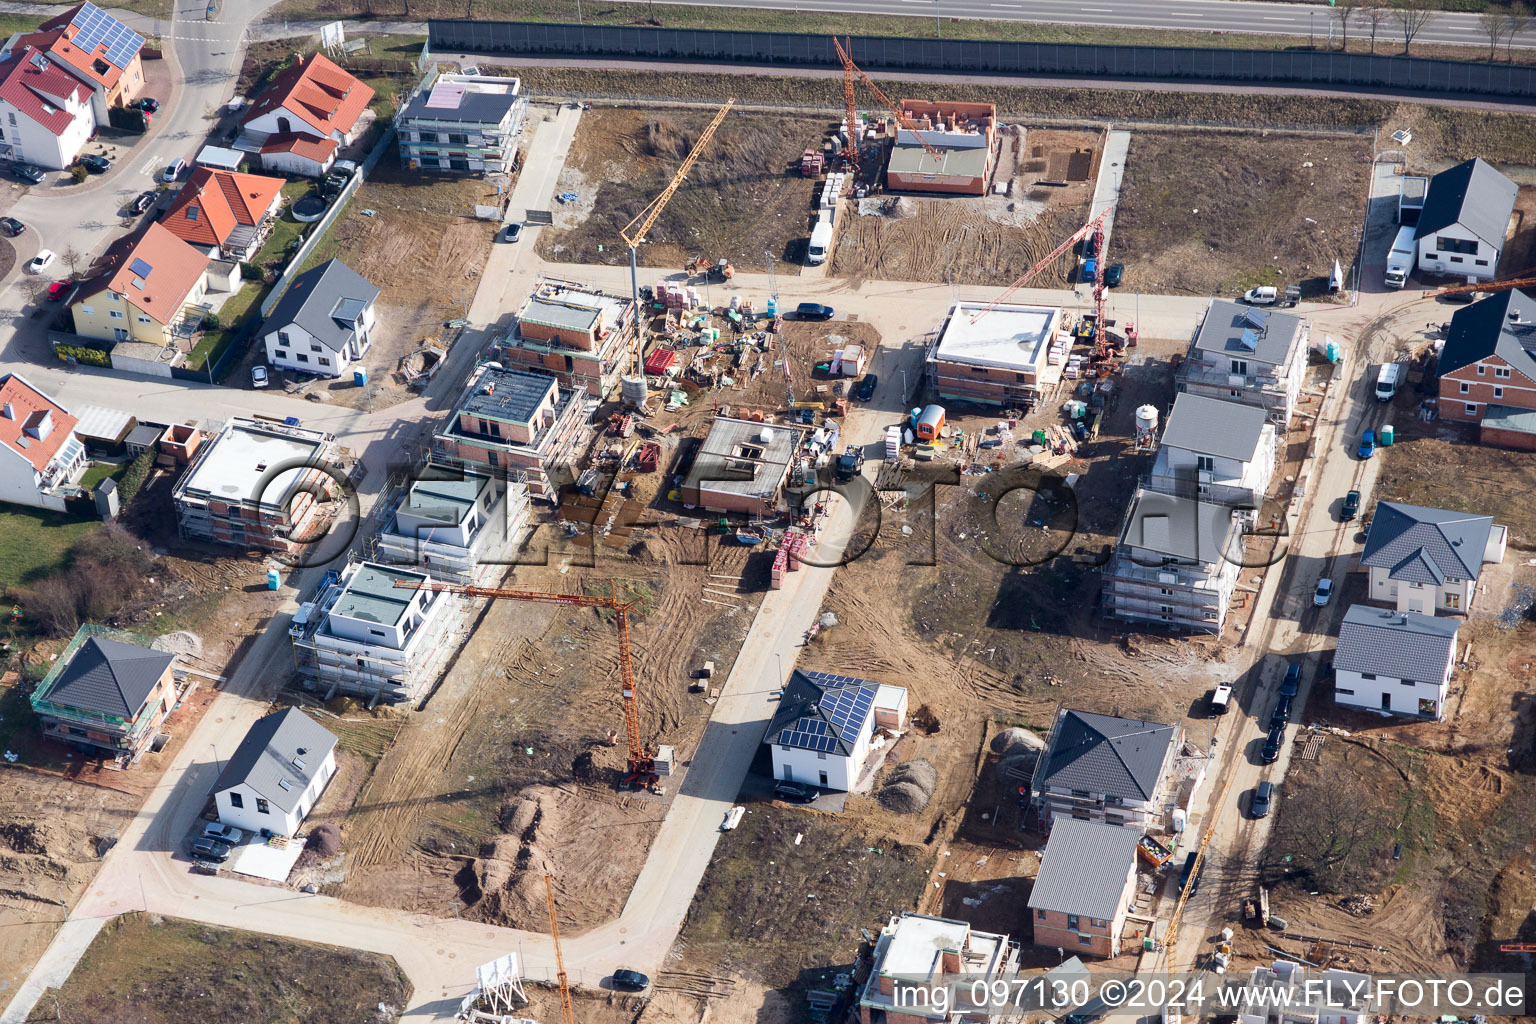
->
601;0;1536;50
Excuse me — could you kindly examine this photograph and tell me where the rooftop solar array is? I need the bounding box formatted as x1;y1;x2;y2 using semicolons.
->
1242;307;1268;330
70;3;144;71
129;257;152;278
776;672;878;753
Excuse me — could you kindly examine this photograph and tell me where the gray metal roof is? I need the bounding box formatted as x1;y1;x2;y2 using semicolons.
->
212;707;337;814
1027;818;1141;921
1361;501;1493;585
1159;392;1268;463
399;79;522;127
763;669;878;756
1481;403;1536;436
1191;299;1303;368
1120;488;1239;566
1414;158;1517;247
42;636;175;718
329;563;427;626
261;258;379;356
1037;708;1176;803
1335;604;1459;684
459;366;557;426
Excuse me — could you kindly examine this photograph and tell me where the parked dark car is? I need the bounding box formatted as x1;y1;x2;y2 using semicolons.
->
1269;693;1294;731
130;97;160;113
78;154;110;174
854;374;878;401
1440;290;1476;304
0;216;23;236
1341;489;1361;521
1179;851;1203;896
1250;780;1273;818
612;969;650;991
1280;663;1302;698
11;162;44;184
1103;262;1125;288
190;838;231;862
773;780;818;803
1064;997;1110;1024
795;302;834;321
130;190;157;215
1260;724;1285;764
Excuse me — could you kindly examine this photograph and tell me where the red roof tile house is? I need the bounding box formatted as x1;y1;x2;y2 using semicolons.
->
2;3;145;120
1436;288;1536;448
0;46;95;170
70;222;212;348
0;372;87;510
238;53;373;177
162;167;285;262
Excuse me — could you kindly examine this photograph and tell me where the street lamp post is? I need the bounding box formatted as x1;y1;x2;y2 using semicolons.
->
210;743;222;774
935;0;941;39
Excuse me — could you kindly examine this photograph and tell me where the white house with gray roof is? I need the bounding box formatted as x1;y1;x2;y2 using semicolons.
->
374;466;530;584
1028;818;1143;958
762;669;907;791
260;258;379;378
1361;502;1506;616
1176;300;1309;427
1101;487;1247;633
1148;392;1276;507
396;73;525;175
1415;158;1517;283
1334;605;1459;720
289;559;454;706
212;707;337;837
1030;707;1179;831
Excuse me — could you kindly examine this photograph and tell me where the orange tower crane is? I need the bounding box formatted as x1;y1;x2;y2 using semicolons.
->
1158;752;1238;971
832;37;942;175
969;204;1115;322
544;873;577;1024
394;580;657;788
1435;274;1536;299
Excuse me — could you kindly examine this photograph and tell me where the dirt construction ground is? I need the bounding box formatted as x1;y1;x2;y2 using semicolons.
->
537;107;823;273
832;128;1096;288
1114;129;1371;297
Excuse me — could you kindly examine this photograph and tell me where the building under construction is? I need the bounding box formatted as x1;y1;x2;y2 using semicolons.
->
289;559;465;707
370;464;530;585
495;278;637;399
925;301;1068;409
885;99;997;196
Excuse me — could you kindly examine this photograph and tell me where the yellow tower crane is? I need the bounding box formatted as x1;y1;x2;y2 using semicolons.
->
619;99;736;364
544;873;577;1024
1158;752;1239;971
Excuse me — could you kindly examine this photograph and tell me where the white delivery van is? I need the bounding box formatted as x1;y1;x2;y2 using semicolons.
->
1375;362;1402;402
1385;224;1416;289
807;218;833;266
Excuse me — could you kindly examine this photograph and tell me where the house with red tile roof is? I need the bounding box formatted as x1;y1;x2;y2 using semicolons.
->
162;167;285;262
70;222;212;348
1;3;146;120
0;45;95;170
0;372;87;510
238;53;373;177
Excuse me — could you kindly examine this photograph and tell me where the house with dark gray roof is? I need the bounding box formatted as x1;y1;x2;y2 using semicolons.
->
762;669;908;792
1415;158;1516;283
1177;299;1310;427
1101;487;1248;634
1030;708;1180;831
1334;605;1460;720
1362;501;1506;616
1149;392;1277;507
1028;818;1143;958
397;73;525;176
260;258;379;379
1436;289;1536;446
29;625;180;762
212;706;337;837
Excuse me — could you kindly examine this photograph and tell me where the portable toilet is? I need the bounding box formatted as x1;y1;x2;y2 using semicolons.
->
915;404;946;441
353;367;368;387
266;568;281;590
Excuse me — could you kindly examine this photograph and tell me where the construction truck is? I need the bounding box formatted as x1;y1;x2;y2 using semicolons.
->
835;444;865;482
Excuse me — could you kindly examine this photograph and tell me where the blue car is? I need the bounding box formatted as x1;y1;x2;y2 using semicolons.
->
1357;429;1376;459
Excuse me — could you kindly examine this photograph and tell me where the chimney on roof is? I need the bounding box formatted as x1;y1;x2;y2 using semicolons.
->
1511;310;1523;323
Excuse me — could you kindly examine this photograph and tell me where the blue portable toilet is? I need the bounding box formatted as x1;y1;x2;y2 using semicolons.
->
353;367;368;387
266;568;281;590
766;296;778;317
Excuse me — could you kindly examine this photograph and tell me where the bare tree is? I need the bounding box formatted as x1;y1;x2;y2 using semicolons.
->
1506;1;1534;60
1334;0;1362;50
1479;7;1509;60
1391;0;1437;55
1362;3;1391;53
60;245;82;277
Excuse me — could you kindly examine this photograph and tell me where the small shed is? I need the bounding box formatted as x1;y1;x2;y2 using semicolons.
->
124;423;165;458
197;145;246;171
72;404;137;455
831;343;866;378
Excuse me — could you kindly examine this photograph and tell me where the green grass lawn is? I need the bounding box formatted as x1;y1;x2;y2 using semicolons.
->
252;179;317;268
187;279;269;374
0;507;100;591
78;462;127;492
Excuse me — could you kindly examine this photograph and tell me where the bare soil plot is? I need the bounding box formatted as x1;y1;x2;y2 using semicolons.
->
1114;130;1371;296
537;107;822;273
287;160;501;410
832;128;1096;287
1374;418;1536;552
24;912;410;1024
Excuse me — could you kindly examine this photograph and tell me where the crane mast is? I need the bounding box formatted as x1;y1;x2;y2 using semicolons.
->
544;873;577;1024
969;205;1115;322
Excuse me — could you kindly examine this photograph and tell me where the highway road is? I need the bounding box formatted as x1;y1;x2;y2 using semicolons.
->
601;0;1536;51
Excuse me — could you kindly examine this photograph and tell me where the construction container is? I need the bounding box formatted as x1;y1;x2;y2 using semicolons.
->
915;405;945;441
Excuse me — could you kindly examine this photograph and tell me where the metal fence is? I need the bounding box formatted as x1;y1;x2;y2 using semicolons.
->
427;19;1536;100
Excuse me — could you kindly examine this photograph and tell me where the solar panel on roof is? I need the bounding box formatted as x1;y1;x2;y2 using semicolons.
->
1241;307;1268;330
1238;328;1259;351
129;257;152;278
69;3;144;71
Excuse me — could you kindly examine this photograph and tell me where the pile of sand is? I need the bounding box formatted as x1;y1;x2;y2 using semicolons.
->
878;758;938;814
990;727;1044;754
996;750;1038;786
465;787;562;929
